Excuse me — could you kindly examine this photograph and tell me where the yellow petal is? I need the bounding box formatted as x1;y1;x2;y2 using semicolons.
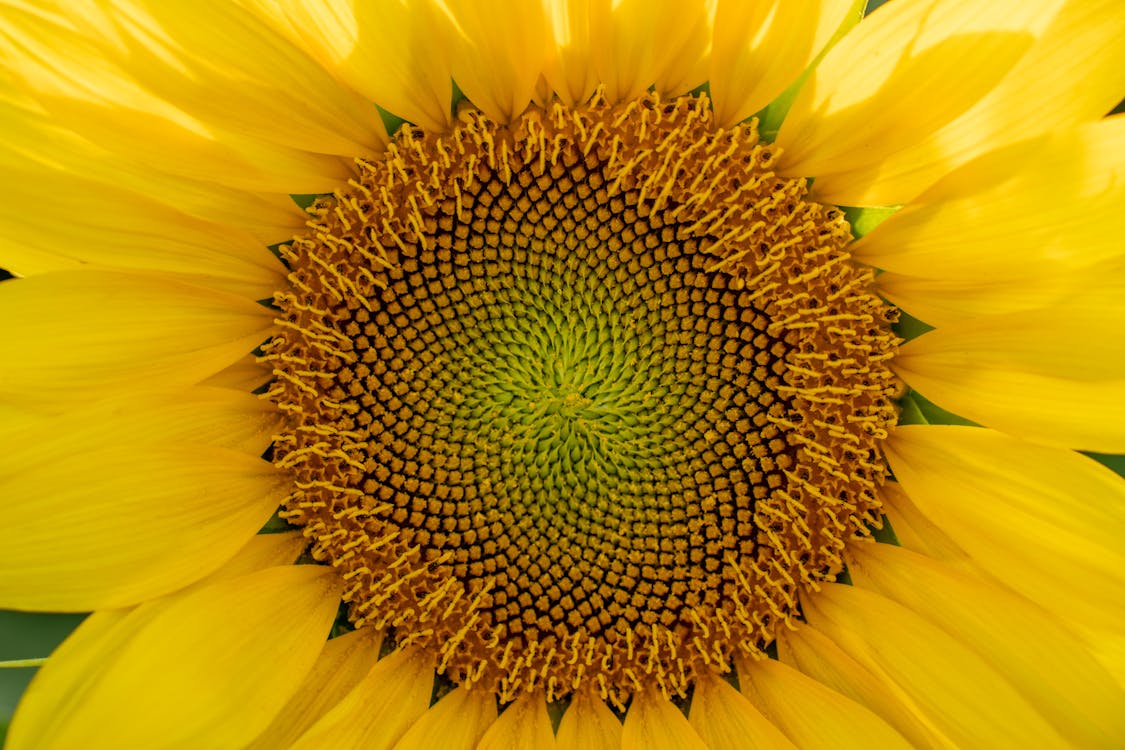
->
710;0;861;128
799;0;1125;205
201;353;274;392
541;0;605;106
802;583;1070;748
853;116;1125;280
874;482;970;570
688;670;797;750
0;170;282;297
392;686;497;750
776;623;949;749
0;270;273;407
430;0;550;123
269;0;452;132
736;655;913;749
0;442;284;611
622;688;707;750
204;531;306;582
884;426;1125;636
895;305;1125;452
589;0;716;103
264;634;429;750
0;69;306;243
847;541;1125;747
556;689;623;750
882;481;1125;689
0;386;278;464
777;0;1054;188
477;692;556;750
874;261;1125;328
91;0;384;157
6;565;341;750
0;2;351;193
287;645;432;750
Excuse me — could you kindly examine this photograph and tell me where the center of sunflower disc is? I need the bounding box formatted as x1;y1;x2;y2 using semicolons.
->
266;91;901;705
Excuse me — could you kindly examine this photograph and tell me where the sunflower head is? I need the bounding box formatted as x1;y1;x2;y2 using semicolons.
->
265;86;901;705
2;1;1123;748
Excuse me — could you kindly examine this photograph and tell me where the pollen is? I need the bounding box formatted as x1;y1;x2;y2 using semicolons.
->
265;90;901;707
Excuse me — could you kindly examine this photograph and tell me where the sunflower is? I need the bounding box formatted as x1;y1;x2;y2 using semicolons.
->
1;0;1124;747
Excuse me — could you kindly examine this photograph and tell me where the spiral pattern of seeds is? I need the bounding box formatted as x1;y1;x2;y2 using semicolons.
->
266;90;901;706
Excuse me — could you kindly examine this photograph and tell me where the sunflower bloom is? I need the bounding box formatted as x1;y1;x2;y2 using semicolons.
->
1;0;1124;747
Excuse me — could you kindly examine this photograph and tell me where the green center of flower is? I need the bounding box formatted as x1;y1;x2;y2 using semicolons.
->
266;91;901;706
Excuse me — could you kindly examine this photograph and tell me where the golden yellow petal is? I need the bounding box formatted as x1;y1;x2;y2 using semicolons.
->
81;0;384;158
853;116;1125;280
884;426;1125;638
895;307;1125;452
286;645;432;750
0;2;351;193
803;0;1125;205
875;482;970;569
0;69;305;243
202;531;306;582
0;270;273;407
0;386;278;462
254;630;388;750
6;565;341;750
622;688;708;750
0;165;283;297
736;655;913;749
777;0;1058;190
268;0;453;133
477;692;556;750
777;623;949;749
710;0;861;127
200;353;274;392
556;689;623;750
884;481;1125;689
802;583;1070;748
272;638;434;750
541;0;605;106
392;685;497;750
0;443;284;611
688;669;797;750
874;261;1125;328
589;0;716;103
847;541;1125;746
429;0;551;123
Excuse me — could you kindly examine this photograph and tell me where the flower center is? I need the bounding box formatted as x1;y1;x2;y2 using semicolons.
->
266;91;900;706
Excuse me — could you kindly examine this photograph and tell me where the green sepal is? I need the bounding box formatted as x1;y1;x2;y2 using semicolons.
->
841;205;900;239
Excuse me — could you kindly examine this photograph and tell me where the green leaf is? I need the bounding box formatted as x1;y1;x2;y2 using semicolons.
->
1086;452;1125;478
0;611;87;744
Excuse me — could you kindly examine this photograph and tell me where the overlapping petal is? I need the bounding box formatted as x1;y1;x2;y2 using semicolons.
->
847;541;1125;746
895;308;1125;452
0;2;352;194
5;566;342;750
286;645;433;750
0;270;274;407
710;0;861;128
736;655;914;749
265;0;453;133
884;427;1125;641
778;0;1125;205
802;583;1071;748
